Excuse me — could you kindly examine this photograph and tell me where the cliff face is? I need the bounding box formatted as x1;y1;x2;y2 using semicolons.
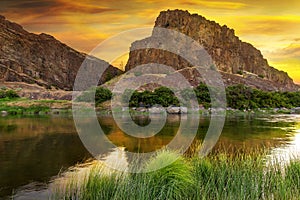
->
0;15;122;91
125;10;298;91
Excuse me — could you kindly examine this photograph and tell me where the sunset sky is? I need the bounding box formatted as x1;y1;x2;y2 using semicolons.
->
1;0;300;83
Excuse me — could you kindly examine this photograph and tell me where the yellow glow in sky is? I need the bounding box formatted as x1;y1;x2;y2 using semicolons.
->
0;0;299;83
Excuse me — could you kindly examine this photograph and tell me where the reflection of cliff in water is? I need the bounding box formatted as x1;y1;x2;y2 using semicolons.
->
98;115;294;154
1;114;298;199
0;117;91;198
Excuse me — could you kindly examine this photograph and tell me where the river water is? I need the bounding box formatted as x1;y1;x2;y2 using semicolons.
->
0;114;299;199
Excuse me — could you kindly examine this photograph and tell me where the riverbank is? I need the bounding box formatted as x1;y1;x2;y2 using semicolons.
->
1;98;300;117
53;149;300;200
0;98;71;116
1;83;300;116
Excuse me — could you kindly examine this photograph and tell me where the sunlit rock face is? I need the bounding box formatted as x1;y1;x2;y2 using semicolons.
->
125;9;299;92
0;15;123;91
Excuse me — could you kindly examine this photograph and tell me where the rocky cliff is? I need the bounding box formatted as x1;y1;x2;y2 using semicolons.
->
125;10;298;91
0;15;122;91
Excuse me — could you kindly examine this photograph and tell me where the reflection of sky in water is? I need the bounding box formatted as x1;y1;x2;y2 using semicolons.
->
266;115;300;167
12;147;129;200
8;115;300;199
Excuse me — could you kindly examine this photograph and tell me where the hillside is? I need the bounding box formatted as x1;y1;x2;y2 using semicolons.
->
0;15;122;91
125;10;299;91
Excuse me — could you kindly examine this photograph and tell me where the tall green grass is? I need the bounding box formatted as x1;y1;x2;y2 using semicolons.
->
55;150;300;200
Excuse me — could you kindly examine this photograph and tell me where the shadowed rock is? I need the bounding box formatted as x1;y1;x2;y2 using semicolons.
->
0;15;123;91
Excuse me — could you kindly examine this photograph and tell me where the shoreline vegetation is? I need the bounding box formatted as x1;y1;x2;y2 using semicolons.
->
53;149;300;200
1;84;300;116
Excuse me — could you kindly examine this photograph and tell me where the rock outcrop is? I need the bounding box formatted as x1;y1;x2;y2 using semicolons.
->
0;15;122;91
125;10;299;91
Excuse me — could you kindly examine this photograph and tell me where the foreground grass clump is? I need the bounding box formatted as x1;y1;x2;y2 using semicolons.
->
142;150;194;199
56;150;300;200
285;161;300;190
192;154;266;199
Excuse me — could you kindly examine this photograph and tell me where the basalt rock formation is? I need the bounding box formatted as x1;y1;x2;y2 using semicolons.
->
125;10;299;91
0;15;122;91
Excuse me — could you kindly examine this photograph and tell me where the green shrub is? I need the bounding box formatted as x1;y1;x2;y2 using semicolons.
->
76;87;112;105
225;84;297;110
226;84;252;110
5;90;19;98
153;87;179;107
0;89;19;99
194;83;211;108
123;86;179;107
78;84;300;110
0;90;5;99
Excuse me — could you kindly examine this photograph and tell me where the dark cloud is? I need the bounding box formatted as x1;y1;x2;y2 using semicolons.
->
0;0;116;15
0;0;58;11
11;1;58;9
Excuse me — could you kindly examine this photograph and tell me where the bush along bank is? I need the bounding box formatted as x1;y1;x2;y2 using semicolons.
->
118;84;300;111
3;84;300;116
115;83;300;114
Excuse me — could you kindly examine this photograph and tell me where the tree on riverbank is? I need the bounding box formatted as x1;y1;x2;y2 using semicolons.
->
121;83;300;110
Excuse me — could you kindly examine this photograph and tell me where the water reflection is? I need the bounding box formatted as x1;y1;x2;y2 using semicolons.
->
1;114;300;199
266;115;300;167
100;147;129;173
12;147;129;200
0;117;91;199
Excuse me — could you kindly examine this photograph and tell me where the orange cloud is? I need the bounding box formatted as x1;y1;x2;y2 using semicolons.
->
234;16;300;35
181;1;247;10
269;43;300;60
1;0;299;82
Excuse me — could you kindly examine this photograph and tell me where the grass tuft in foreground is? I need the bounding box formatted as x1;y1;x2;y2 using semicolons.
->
55;150;300;200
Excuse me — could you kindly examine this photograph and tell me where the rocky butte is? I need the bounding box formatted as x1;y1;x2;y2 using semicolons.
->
0;15;122;92
125;10;299;92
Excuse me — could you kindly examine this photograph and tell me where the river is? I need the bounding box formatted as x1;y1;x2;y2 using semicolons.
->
0;114;299;199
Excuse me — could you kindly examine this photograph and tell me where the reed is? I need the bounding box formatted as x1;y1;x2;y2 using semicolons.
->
56;149;300;200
